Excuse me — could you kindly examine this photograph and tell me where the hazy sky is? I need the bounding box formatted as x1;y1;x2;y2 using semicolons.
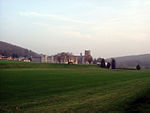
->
0;0;150;58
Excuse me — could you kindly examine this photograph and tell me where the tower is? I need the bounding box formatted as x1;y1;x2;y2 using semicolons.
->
85;50;91;56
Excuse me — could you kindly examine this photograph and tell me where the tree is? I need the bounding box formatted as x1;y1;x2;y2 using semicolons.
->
12;53;15;58
65;53;73;64
24;49;29;58
56;55;61;63
93;58;97;64
12;53;19;58
136;64;141;70
111;58;116;69
87;55;93;64
85;55;93;64
15;54;19;58
97;58;102;64
106;62;111;69
100;58;105;68
28;57;32;61
55;52;73;64
3;50;8;56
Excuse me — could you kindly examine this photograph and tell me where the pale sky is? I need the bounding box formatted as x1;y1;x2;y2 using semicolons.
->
0;0;150;58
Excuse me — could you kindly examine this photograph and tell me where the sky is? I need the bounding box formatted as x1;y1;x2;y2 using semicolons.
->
0;0;150;58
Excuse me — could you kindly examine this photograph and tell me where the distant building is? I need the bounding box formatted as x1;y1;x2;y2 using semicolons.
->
23;59;30;62
30;50;93;64
41;55;48;63
51;50;92;64
0;54;3;59
1;56;8;60
32;57;41;62
18;57;24;61
47;56;55;63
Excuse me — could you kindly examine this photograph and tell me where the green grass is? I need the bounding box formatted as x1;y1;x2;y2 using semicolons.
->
0;62;150;113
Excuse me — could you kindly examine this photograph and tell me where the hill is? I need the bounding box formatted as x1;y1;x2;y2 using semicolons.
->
0;41;40;57
111;54;150;67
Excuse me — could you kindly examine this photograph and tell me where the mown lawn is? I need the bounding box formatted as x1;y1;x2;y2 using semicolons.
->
0;62;150;113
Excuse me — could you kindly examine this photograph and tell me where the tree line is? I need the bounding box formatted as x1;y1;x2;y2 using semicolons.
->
94;58;141;70
96;58;116;69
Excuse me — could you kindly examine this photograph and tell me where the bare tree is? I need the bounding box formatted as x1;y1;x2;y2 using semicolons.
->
85;55;93;64
55;52;73;64
66;52;73;64
56;55;61;63
87;55;93;64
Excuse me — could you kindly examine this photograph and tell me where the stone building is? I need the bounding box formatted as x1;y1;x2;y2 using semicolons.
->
30;50;92;64
31;57;41;62
41;55;48;63
50;50;92;64
47;56;55;63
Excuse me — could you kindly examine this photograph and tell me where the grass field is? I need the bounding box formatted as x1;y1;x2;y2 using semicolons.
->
0;61;150;113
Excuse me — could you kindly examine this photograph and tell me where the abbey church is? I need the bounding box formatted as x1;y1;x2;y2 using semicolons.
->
31;50;92;64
